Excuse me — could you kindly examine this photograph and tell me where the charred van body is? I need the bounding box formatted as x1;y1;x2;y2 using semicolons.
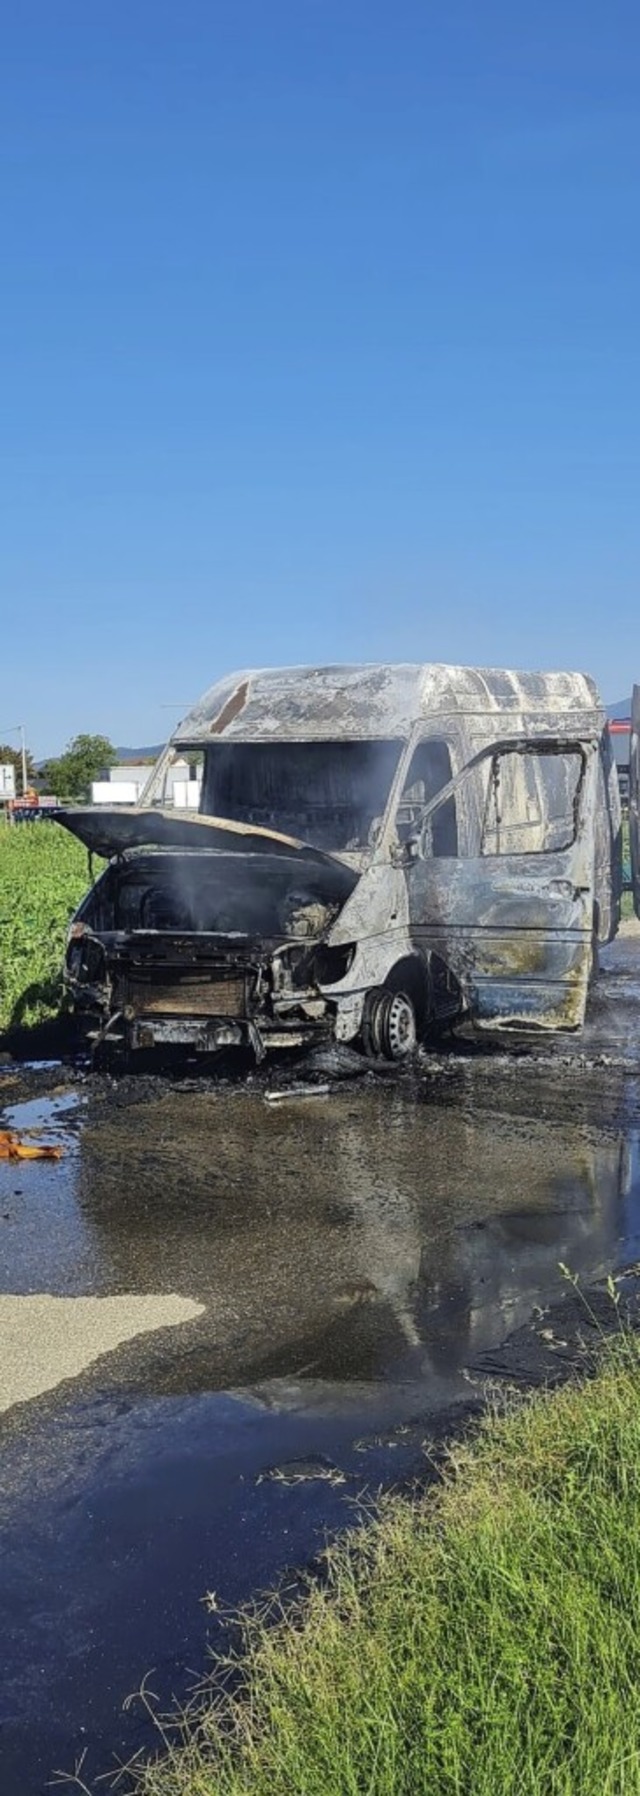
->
58;664;623;1063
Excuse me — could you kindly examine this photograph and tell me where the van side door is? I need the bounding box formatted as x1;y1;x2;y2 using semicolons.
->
399;737;596;1032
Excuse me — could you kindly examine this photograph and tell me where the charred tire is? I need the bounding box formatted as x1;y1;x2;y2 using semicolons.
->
361;987;418;1061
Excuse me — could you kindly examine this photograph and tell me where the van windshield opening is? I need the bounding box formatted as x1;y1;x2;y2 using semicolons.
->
201;740;403;851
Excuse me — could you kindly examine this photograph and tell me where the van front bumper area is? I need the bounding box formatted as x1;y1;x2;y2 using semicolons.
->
65;925;337;1059
123;1015;327;1057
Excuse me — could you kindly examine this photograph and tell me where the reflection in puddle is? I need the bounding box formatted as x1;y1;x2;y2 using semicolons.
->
3;1089;83;1140
65;1079;640;1401
3;1075;640;1404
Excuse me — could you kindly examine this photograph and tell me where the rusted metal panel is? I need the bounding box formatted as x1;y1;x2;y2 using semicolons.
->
126;973;246;1018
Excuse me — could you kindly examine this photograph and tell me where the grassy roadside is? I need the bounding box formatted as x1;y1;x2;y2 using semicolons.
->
133;1336;640;1796
0;821;91;1032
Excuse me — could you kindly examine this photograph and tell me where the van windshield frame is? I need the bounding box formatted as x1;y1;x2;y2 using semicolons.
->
200;739;404;853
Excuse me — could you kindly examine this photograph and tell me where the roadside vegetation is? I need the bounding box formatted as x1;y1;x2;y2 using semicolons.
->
0;821;91;1032
132;1333;640;1796
42;731;117;800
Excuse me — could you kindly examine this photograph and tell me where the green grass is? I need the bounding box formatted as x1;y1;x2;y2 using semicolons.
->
131;1338;640;1796
0;821;91;1031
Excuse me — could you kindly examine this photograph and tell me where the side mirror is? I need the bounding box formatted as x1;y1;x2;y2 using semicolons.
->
392;820;433;863
390;835;419;867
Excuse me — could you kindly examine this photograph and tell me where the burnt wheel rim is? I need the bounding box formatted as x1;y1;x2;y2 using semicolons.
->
380;991;417;1060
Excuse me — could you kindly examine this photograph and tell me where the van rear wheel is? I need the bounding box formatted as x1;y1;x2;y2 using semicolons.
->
361;988;417;1061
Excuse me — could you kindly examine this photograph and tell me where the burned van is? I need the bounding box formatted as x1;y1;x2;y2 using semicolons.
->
58;664;622;1062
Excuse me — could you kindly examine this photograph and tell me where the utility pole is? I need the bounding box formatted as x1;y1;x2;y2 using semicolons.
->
0;723;29;794
19;724;28;795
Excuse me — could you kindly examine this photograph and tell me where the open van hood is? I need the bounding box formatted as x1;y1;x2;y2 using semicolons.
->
54;806;357;886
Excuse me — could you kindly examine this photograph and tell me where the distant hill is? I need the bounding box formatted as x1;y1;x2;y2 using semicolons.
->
114;745;163;762
36;744;166;772
607;701;631;721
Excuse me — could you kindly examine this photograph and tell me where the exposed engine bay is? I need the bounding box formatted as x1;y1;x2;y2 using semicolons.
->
65;842;359;1060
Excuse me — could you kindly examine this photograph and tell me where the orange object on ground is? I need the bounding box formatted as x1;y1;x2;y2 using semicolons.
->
0;1130;64;1161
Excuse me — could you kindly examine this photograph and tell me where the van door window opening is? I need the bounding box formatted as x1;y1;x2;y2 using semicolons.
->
481;747;585;856
395;739;458;856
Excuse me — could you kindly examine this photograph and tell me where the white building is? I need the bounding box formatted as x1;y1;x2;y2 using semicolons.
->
91;759;202;809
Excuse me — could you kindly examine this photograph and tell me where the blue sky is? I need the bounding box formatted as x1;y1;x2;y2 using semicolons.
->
1;1;638;757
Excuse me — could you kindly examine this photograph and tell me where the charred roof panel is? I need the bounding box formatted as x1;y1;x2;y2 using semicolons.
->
171;664;604;747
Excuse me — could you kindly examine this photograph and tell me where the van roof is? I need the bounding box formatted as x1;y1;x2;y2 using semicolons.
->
172;663;603;746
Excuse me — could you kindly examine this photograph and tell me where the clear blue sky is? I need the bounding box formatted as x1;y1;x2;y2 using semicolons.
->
1;1;638;757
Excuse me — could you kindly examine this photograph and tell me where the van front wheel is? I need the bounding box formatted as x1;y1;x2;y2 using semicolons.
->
361;988;417;1061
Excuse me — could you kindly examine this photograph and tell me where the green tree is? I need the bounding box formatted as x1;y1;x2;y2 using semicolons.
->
43;733;117;801
0;742;37;794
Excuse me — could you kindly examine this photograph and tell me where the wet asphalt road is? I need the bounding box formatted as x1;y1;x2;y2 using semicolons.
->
2;934;640;1792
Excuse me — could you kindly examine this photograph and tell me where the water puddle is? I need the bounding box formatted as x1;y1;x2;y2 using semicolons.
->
2;1088;83;1144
